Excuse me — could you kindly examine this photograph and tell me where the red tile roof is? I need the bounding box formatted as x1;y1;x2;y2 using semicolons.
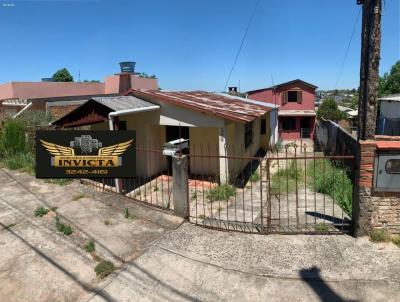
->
125;89;272;123
376;141;400;150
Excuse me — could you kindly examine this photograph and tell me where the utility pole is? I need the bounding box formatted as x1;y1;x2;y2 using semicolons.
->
357;0;382;140
354;0;382;237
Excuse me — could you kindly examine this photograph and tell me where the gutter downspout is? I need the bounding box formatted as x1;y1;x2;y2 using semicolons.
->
107;105;160;194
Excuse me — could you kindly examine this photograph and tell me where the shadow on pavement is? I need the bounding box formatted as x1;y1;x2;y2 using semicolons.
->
300;266;354;302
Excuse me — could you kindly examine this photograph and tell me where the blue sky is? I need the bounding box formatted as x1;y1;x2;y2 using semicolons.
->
0;0;399;91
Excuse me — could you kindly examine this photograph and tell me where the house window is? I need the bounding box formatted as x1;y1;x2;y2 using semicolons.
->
281;117;296;131
245;122;253;148
260;118;266;135
282;90;302;104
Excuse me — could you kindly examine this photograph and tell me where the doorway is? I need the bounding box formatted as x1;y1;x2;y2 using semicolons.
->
300;117;311;138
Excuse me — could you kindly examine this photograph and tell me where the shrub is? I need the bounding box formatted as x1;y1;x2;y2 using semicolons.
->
207;184;235;202
124;208;135;219
370;229;390;243
316;98;346;122
270;160;303;194
315;223;329;232
34;207;49;217
18;111;52;128
0;118;29;157
249;171;260;183
392;236;400;247
72;192;85;201
4;223;16;230
308;159;353;216
2;153;35;173
44;179;71;186
84;240;95;253
104;219;110;225
55;216;73;236
94;260;115;279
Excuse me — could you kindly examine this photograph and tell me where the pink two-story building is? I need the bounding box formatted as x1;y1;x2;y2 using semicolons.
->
246;79;317;140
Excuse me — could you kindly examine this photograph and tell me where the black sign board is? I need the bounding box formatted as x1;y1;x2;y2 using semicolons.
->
36;130;136;178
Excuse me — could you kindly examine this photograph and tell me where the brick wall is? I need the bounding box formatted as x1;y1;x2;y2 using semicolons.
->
48;105;80;120
356;140;400;235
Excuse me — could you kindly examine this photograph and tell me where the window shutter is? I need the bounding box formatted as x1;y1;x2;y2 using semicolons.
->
282;91;288;105
297;91;302;104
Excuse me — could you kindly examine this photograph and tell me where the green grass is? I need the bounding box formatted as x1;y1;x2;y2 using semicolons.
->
34;207;49;217
314;223;329;232
191;191;198;200
0;153;35;174
270;159;353;217
124;208;135;219
55;216;73;236
3;223;16;230
249;171;260;183
392;236;400;247
44;179;71;186
72;192;85;201
84;240;95;253
270;160;302;194
307;159;353;217
207;184;235;202
370;229;390;243
95;260;115;279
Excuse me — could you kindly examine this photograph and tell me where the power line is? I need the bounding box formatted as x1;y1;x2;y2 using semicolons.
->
223;0;261;92
334;7;362;89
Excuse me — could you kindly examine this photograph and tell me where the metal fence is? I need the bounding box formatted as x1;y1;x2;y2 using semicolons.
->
188;144;354;234
80;143;354;235
80;146;173;211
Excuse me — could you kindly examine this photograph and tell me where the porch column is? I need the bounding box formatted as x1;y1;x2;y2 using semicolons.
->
218;127;228;184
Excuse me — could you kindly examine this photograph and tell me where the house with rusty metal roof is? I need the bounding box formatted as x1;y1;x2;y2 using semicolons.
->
52;90;278;183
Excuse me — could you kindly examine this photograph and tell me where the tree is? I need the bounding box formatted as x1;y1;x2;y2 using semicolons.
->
316;99;346;122
83;80;100;83
52;68;74;82
379;61;400;96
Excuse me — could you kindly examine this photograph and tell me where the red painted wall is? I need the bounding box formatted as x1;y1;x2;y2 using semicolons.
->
247;82;316;110
247;81;316;140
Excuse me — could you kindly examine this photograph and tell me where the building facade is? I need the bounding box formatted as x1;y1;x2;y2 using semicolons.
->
246;79;317;140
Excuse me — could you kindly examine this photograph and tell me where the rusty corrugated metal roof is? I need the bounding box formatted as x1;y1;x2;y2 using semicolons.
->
125;89;271;123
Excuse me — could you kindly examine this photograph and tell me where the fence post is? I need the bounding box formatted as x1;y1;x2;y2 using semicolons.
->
172;154;190;219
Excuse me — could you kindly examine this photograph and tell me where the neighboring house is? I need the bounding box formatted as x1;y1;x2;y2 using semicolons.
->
376;94;400;136
7;94;119;120
52;91;278;184
337;105;358;134
246;79;318;140
0;62;158;116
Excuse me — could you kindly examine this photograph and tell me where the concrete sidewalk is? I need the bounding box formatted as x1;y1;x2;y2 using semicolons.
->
83;223;400;302
0;168;182;302
1;168;400;302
